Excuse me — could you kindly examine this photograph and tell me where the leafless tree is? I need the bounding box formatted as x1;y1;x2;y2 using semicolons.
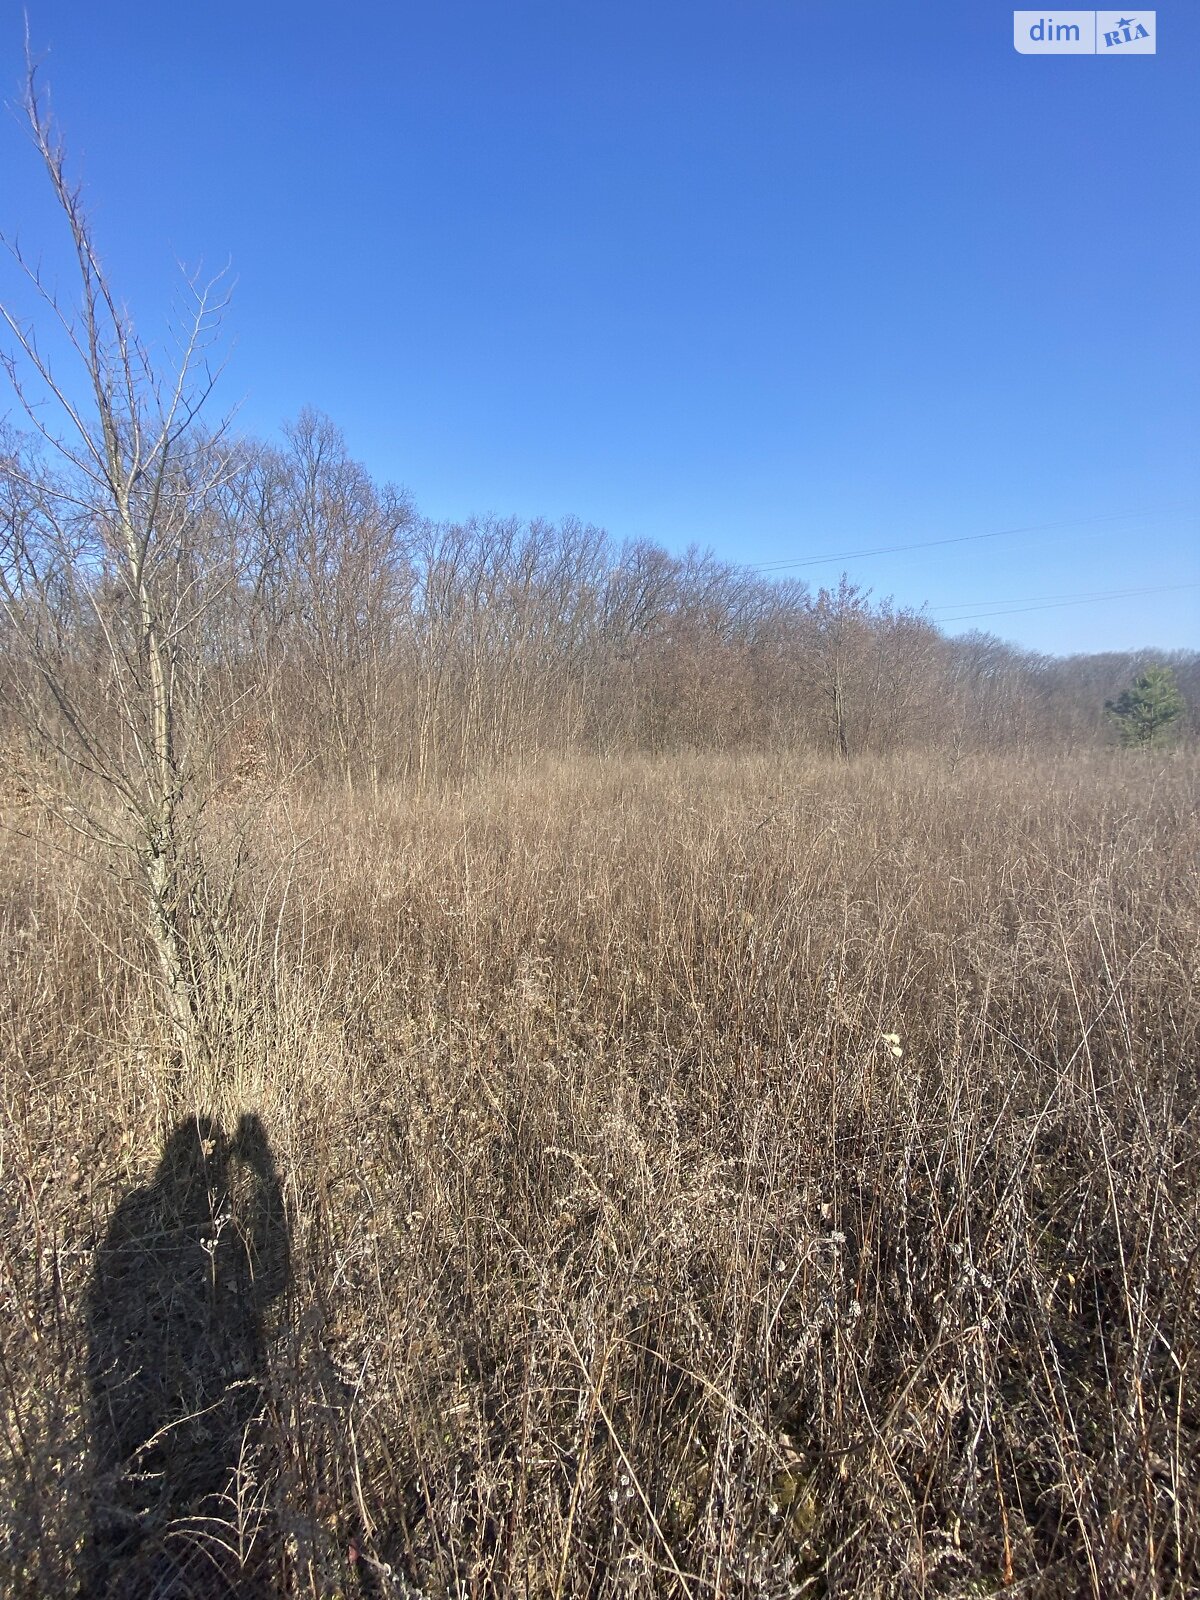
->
0;67;233;1057
268;410;414;792
803;576;874;758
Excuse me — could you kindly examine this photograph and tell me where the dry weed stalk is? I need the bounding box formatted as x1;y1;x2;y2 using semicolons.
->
0;748;1196;1597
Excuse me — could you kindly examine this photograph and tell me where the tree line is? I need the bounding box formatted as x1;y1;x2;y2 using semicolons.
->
3;402;1197;801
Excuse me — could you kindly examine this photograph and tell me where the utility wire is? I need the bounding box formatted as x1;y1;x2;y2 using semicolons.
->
751;505;1194;572
928;580;1197;612
936;580;1200;625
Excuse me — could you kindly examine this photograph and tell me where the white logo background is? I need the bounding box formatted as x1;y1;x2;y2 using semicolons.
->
1013;11;1156;54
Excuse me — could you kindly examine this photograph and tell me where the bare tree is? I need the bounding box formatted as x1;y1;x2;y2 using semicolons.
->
0;68;232;1058
272;410;413;792
803;576;875;758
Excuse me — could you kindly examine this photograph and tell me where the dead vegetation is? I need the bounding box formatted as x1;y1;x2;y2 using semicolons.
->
1;746;1197;1597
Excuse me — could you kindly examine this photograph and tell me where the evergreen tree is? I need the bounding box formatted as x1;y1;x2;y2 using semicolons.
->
1105;664;1186;748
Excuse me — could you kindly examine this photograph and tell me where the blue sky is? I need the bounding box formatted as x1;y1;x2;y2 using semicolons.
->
2;1;1196;653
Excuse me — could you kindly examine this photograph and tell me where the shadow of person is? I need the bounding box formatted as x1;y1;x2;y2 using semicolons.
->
85;1113;290;1598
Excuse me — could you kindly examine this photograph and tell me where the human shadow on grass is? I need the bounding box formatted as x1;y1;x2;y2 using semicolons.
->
84;1112;289;1599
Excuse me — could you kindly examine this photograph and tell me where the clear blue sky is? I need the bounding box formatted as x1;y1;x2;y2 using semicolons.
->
2;1;1197;653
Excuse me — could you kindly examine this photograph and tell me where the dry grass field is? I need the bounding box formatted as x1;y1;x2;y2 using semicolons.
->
1;747;1197;1598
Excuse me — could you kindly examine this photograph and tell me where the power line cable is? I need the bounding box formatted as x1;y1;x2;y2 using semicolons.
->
936;580;1200;625
751;505;1195;572
928;580;1197;612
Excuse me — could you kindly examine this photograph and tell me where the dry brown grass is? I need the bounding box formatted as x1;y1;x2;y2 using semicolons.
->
1;748;1197;1597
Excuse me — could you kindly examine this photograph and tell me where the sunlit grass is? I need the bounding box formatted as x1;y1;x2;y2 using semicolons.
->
1;747;1197;1596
